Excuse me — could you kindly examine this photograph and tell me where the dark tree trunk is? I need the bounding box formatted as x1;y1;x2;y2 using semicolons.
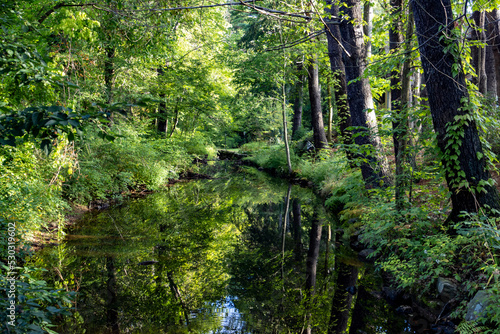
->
325;2;353;158
307;55;328;150
104;46;115;105
305;210;322;334
389;0;404;159
338;0;390;188
305;215;322;293
157;67;168;133
292;198;303;261
105;256;120;334
292;60;305;140
328;261;359;334
389;0;406;210
411;0;500;222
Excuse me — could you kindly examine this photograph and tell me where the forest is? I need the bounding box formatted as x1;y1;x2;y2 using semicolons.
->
1;0;500;333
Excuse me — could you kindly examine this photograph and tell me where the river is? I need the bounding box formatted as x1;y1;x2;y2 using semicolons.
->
33;163;420;333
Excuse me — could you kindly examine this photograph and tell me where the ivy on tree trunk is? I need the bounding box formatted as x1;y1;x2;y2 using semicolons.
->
411;0;500;222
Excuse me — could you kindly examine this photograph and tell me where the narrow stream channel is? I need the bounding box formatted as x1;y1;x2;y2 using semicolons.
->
33;164;420;333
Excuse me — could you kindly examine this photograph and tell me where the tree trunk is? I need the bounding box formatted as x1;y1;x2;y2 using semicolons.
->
338;0;390;188
105;256;119;334
157;67;168;133
104;46;115;105
486;11;498;100
363;0;373;58
325;1;353;159
328;260;359;334
292;60;305;140
389;0;404;160
292;198;302;261
489;9;500;104
305;209;322;334
307;55;328;150
327;82;334;142
411;0;500;222
472;11;488;95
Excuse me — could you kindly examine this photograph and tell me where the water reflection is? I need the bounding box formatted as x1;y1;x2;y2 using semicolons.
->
33;166;414;333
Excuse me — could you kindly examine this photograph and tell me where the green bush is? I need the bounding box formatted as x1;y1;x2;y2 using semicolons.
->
63;120;191;204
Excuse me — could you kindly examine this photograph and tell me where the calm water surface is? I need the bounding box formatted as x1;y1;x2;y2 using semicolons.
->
34;165;418;333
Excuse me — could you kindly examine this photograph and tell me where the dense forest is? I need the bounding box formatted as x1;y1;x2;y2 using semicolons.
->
2;0;500;333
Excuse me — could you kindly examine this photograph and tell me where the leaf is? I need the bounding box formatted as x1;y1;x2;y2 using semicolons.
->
41;139;52;155
44;120;58;126
68;119;80;128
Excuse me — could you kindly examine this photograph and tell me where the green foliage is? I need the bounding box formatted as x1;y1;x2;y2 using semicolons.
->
0;265;74;334
0;141;70;238
63;120;191;204
246;143;299;175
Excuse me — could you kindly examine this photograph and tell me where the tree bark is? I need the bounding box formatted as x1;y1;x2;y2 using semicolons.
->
486;11;498;100
472;11;488;95
338;0;390;188
104;45;115;105
489;9;500;104
292;59;305;140
307;55;328;150
325;1;353;159
411;0;500;222
157;67;168;133
363;0;373;58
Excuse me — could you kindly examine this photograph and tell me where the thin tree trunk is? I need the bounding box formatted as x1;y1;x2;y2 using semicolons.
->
168;95;183;138
307;55;328;150
105;256;119;334
411;0;500;222
472;11;488;94
292;198;303;261
280;24;292;175
305;209;322;334
104;46;115;105
166;271;190;325
157;67;168;134
363;0;373;58
486;11;498;100
327;82;334;142
292;59;305;140
489;9;500;104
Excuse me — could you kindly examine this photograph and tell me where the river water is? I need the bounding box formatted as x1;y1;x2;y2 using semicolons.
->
33;164;420;333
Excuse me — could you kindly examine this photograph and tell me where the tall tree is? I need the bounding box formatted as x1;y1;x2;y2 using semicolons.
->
411;0;500;221
325;1;353;160
338;0;390;187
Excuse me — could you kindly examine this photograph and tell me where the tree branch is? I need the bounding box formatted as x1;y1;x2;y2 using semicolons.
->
38;3;96;24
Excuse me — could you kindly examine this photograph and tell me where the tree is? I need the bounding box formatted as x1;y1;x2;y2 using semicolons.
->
325;1;353;159
307;55;329;150
337;0;390;187
411;0;500;221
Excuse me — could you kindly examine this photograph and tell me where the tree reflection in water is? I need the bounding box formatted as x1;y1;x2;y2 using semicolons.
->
33;166;413;333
